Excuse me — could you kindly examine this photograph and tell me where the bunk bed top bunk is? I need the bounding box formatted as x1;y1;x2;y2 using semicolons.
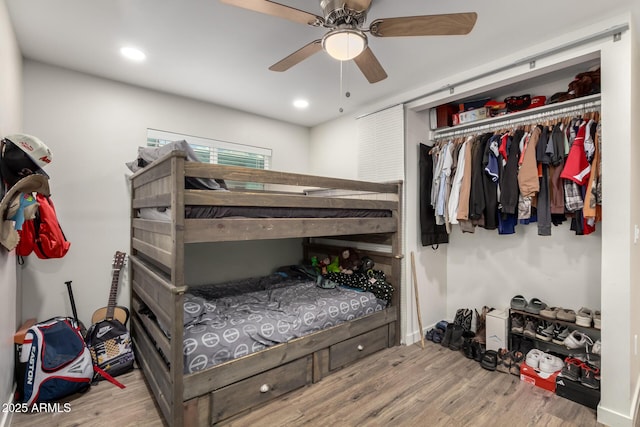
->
128;149;403;426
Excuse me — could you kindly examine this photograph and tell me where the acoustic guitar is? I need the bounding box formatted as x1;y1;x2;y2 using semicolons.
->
90;251;130;325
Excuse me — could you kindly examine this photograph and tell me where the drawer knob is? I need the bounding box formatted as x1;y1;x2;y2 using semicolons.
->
357;344;364;351
259;384;270;393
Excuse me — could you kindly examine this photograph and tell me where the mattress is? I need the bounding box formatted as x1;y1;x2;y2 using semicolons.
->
181;275;386;374
139;206;392;221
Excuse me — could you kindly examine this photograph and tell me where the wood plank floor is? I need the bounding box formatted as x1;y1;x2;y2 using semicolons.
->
12;342;609;427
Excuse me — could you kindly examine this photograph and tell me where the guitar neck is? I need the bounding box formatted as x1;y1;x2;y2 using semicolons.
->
106;271;120;319
105;251;126;320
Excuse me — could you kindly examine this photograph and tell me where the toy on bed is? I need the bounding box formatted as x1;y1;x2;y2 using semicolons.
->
311;255;340;275
338;248;361;274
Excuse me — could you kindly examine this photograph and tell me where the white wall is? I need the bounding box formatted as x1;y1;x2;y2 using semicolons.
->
404;108;448;341
0;0;22;423
309;114;358;179
20;60;311;328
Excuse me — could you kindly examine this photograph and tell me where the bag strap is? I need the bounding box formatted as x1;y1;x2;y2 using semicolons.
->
93;365;126;389
32;205;45;255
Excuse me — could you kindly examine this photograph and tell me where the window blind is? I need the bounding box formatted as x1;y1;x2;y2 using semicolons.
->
356;104;404;182
146;129;272;189
146;129;271;170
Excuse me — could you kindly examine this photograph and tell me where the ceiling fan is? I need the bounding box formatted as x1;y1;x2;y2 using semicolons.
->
220;0;477;83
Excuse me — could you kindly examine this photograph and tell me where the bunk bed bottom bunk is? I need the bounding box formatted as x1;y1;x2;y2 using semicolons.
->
131;254;399;426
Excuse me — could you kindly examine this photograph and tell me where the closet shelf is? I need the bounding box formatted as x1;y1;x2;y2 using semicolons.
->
432;93;601;140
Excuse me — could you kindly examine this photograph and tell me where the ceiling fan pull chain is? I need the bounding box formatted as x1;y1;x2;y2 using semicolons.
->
339;60;344;113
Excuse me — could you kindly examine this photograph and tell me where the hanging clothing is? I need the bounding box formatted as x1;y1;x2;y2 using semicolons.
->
500;130;521;215
518;126;541;197
481;134;500;230
419;143;449;246
427;106;600;239
548;124;566;215
561;121;591;185
456;137;474;222
448;137;471;225
584;122;602;224
469;134;490;222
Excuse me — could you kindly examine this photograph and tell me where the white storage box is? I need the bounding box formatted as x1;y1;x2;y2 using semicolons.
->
486;309;509;352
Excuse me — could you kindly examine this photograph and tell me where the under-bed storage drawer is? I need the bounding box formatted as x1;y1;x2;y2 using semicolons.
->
211;355;312;422
329;325;389;371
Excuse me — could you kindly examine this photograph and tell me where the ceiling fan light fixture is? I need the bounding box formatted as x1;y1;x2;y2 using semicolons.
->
322;29;367;61
120;46;146;62
293;99;309;109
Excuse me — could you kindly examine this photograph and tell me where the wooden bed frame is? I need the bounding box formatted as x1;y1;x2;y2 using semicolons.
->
129;150;403;426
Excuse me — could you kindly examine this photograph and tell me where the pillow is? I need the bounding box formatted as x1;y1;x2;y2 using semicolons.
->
126;140;226;190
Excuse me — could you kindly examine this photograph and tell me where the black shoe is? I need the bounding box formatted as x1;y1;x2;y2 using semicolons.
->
448;325;465;351
425;329;435;342
481;350;498;371
441;324;454;348
472;341;485;362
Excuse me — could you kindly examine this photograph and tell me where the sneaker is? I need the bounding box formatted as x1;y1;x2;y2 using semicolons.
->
592;339;601;355
593;310;601;329
564;330;594;349
556;308;577;322
525;349;544;369
551;325;570;345
580;364;601;389
540;306;560;319
510;313;524;334
523;318;538;338
539;353;564;374
576;307;594;327
535;321;555;342
560;357;583;381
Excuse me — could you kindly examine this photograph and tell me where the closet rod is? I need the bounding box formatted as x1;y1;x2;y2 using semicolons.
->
432;95;601;140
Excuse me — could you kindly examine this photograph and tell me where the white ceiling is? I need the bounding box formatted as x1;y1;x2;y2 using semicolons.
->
5;0;640;128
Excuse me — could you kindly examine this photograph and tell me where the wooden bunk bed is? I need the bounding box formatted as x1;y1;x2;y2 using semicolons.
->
129;150;403;426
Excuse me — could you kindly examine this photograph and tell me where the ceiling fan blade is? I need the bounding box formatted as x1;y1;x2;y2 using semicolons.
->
344;0;372;13
220;0;323;26
353;47;387;84
370;12;478;37
269;40;323;72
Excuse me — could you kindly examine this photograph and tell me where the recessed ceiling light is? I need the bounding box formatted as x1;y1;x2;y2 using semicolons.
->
293;99;309;109
120;46;146;62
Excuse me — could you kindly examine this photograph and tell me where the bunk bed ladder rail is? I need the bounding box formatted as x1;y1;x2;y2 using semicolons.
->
130;152;187;426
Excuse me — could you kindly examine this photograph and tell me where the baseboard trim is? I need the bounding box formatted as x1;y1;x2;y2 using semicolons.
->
598;372;640;427
598;405;633;427
405;322;434;346
0;383;16;427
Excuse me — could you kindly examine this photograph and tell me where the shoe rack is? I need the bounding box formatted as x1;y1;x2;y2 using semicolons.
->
508;309;600;359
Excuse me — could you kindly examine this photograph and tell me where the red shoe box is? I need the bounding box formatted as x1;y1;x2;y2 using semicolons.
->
520;363;559;392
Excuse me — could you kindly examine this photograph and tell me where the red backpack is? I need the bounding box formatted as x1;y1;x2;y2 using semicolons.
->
17;194;70;258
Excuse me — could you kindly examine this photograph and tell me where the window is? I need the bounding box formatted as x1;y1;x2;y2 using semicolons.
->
146;129;272;190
